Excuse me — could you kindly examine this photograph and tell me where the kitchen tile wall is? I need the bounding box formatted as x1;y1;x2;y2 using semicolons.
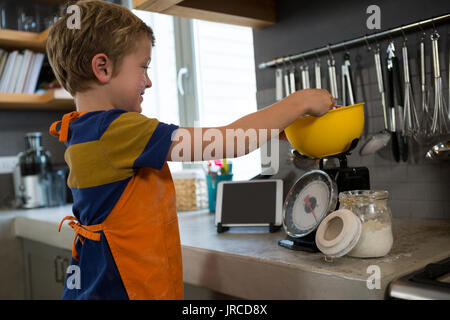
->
253;0;450;219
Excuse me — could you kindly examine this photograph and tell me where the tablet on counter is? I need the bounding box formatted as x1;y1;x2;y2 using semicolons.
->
215;179;283;233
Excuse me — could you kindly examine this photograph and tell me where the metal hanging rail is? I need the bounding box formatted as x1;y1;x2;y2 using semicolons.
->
258;13;450;69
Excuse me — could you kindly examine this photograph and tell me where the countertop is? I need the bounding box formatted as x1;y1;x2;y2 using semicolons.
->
5;205;450;299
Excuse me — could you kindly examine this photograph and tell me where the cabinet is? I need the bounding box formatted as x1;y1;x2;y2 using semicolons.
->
20;238;240;299
22;238;72;300
132;0;277;29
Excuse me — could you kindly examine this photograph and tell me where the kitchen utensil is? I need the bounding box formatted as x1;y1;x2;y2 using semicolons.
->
315;60;322;88
284;103;364;158
275;67;283;101
430;31;449;136
386;41;408;162
401;40;420;137
425;140;450;161
283;66;290;98
289;64;296;94
341;52;355;106
301;63;310;89
417;34;433;142
360;45;391;156
327;56;339;103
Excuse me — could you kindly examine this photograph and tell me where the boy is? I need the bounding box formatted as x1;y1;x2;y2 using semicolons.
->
47;0;334;300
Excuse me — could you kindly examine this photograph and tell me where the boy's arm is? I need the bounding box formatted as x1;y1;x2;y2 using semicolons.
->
166;89;335;162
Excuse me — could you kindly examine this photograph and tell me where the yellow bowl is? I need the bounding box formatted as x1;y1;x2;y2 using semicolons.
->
284;102;365;158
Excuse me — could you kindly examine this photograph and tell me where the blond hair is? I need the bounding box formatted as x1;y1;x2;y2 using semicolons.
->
46;0;154;96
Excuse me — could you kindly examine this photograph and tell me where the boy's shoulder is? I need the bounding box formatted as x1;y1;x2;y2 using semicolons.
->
69;109;159;145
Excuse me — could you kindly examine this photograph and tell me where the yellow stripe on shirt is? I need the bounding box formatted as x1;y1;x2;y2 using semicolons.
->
65;113;159;189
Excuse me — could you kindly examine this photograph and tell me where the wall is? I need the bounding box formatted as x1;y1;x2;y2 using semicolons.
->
253;0;450;219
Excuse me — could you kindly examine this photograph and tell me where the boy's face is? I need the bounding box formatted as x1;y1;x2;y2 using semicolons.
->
109;35;152;113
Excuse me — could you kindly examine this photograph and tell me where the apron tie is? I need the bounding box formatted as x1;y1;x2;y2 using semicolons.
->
58;216;103;261
50;111;87;142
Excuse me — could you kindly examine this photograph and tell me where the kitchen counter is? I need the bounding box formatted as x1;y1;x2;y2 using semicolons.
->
6;205;450;299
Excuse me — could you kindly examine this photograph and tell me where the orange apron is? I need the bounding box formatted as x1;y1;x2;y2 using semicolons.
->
54;112;183;300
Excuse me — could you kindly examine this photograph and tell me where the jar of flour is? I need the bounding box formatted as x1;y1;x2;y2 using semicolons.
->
339;190;393;258
315;190;393;259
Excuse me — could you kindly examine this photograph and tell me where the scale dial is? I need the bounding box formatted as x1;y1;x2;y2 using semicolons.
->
283;170;337;238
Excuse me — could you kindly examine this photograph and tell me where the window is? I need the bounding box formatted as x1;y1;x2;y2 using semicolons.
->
132;10;182;172
133;10;260;180
192;19;260;181
132;11;179;125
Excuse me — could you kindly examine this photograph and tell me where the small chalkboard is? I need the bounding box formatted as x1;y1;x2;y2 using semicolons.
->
215;179;283;233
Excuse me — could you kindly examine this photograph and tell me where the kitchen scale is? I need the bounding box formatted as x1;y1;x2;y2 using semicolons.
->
279;139;370;252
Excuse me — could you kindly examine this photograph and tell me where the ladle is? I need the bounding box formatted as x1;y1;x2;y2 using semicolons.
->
360;45;391;156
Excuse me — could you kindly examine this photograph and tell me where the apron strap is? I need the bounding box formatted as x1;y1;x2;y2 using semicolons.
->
50;111;87;142
58;216;103;261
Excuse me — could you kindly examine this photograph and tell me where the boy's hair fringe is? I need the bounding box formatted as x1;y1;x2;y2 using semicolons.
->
46;0;154;96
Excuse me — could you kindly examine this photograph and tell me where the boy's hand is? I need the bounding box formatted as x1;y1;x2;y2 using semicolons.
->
286;88;335;117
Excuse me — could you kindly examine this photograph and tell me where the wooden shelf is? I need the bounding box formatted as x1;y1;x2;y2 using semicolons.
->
0;29;49;52
0;29;75;111
133;0;276;29
0;90;75;111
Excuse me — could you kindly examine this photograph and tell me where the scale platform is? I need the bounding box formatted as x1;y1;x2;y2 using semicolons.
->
279;232;319;252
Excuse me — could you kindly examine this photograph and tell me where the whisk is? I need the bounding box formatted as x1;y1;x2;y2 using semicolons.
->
416;34;433;141
300;63;310;89
401;40;420;137
430;31;449;136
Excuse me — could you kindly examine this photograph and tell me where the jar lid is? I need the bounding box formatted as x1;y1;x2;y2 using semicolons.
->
172;169;205;180
315;209;362;258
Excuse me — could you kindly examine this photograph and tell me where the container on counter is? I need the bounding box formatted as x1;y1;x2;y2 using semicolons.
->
14;132;53;209
339;190;394;258
315;190;393;259
206;173;233;213
172;169;208;212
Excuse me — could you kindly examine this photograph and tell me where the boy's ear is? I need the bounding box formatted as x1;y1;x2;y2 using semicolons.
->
91;53;113;84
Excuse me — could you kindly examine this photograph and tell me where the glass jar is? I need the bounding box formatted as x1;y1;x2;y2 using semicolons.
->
172;169;208;211
339;190;393;258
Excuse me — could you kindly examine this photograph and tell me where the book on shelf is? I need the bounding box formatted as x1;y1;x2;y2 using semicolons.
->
0;50;18;92
0;49;45;94
23;52;45;94
14;50;34;93
8;52;23;93
0;49;7;80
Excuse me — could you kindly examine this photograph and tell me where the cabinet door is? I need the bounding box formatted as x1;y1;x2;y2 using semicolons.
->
22;239;72;300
